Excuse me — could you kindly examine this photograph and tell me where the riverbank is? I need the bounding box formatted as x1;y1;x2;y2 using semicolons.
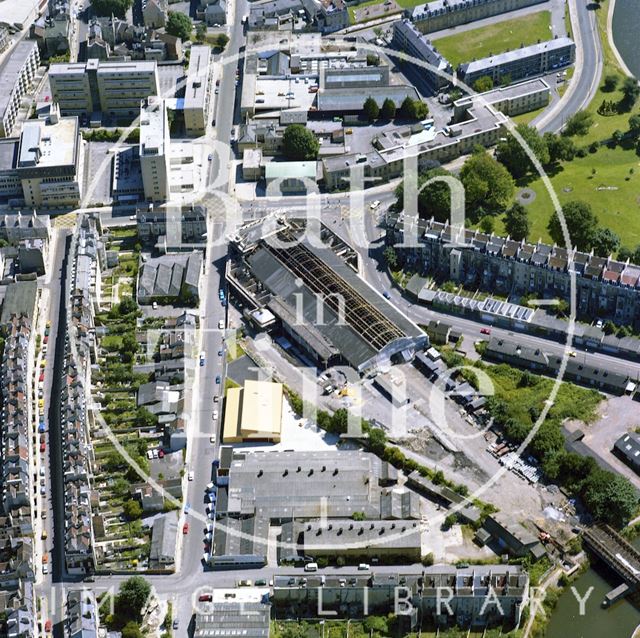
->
607;0;633;78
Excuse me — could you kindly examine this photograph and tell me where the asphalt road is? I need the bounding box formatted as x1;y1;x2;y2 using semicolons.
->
535;0;603;133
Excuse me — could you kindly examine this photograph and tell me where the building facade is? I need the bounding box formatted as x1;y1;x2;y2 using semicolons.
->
140;96;171;202
183;45;213;137
387;216;640;327
0;41;40;138
406;0;546;34
49;59;160;121
458;37;575;86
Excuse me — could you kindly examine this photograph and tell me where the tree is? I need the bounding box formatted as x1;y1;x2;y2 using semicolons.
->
395;167;454;222
547;200;598;250
195;22;207;43
611;129;625;146
166;12;192;41
563;110;593;137
366;53;380;66
629;114;640;136
581;469;638;528
282;124;319;160
383;246;398;270
364;616;389;634
91;0;132;18
459;150;515;215
603;73;619;92
504;202;530;240
121;622;144;638
114;577;151;625
399;96;428;120
367;427;387;455
381;98;396;120
473;76;494;93
123;499;143;521
591;227;621;257
495;124;549;178
212;33;229;50
621;76;640;108
363;96;380;122
543;132;577;163
479;215;494;234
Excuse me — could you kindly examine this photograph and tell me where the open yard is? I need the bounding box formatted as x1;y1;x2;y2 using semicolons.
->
490;145;640;251
433;10;552;69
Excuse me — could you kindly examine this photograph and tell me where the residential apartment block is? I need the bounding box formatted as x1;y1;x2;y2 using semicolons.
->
64;589;100;638
140;96;171;202
0;41;40;138
392;19;453;90
183;45;213;137
458;37;575;86
406;0;545;34
386;215;640;327
135;203;207;247
49;59;160;120
273;566;529;628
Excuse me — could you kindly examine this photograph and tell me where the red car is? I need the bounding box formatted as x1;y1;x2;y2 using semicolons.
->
158;449;165;458
480;328;491;335
183;522;189;534
39;372;45;383
40;442;46;453
198;594;212;602
43;336;48;344
44;620;52;632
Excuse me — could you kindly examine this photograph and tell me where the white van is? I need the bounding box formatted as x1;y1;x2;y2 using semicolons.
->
358;563;370;571
304;562;318;572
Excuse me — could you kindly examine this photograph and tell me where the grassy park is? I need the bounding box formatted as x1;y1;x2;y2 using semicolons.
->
348;0;429;24
490;145;640;248
433;10;552;69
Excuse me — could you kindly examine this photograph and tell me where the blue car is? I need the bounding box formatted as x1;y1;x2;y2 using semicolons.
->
38;423;46;433
215;375;221;384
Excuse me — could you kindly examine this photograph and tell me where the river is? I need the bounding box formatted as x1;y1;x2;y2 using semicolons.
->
611;0;640;78
546;555;640;637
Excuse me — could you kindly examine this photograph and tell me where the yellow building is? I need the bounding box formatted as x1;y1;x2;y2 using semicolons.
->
222;380;283;443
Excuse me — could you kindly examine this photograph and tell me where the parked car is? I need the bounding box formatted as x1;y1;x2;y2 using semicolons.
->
183;523;189;534
188;471;194;481
480;328;491;335
198;594;212;602
215;375;221;384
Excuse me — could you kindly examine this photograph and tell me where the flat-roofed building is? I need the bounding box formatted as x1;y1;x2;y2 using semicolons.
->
458;37;575;87
0;0;45;31
49;59;160;121
183;45;213;137
222;380;283;443
14;105;83;208
140;96;170;202
194;589;270;638
0;41;40;138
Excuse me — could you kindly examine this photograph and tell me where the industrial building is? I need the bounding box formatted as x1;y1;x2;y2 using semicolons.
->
137;251;202;304
0;41;40;138
183;45;213;137
458;37;575;86
228;217;428;373
406;0;545;34
140;96;171;202
614;433;640;475
387;215;640;328
222;380;284;443
49;59;160;120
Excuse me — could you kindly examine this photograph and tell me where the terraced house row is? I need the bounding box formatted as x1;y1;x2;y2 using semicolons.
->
61;215;105;574
387;215;640;327
0;314;35;636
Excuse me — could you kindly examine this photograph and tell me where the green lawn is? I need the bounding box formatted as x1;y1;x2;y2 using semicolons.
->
433;10;552;69
576;4;640;145
491;145;640;251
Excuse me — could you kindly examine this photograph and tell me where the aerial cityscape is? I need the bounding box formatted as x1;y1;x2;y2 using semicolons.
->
0;0;638;636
